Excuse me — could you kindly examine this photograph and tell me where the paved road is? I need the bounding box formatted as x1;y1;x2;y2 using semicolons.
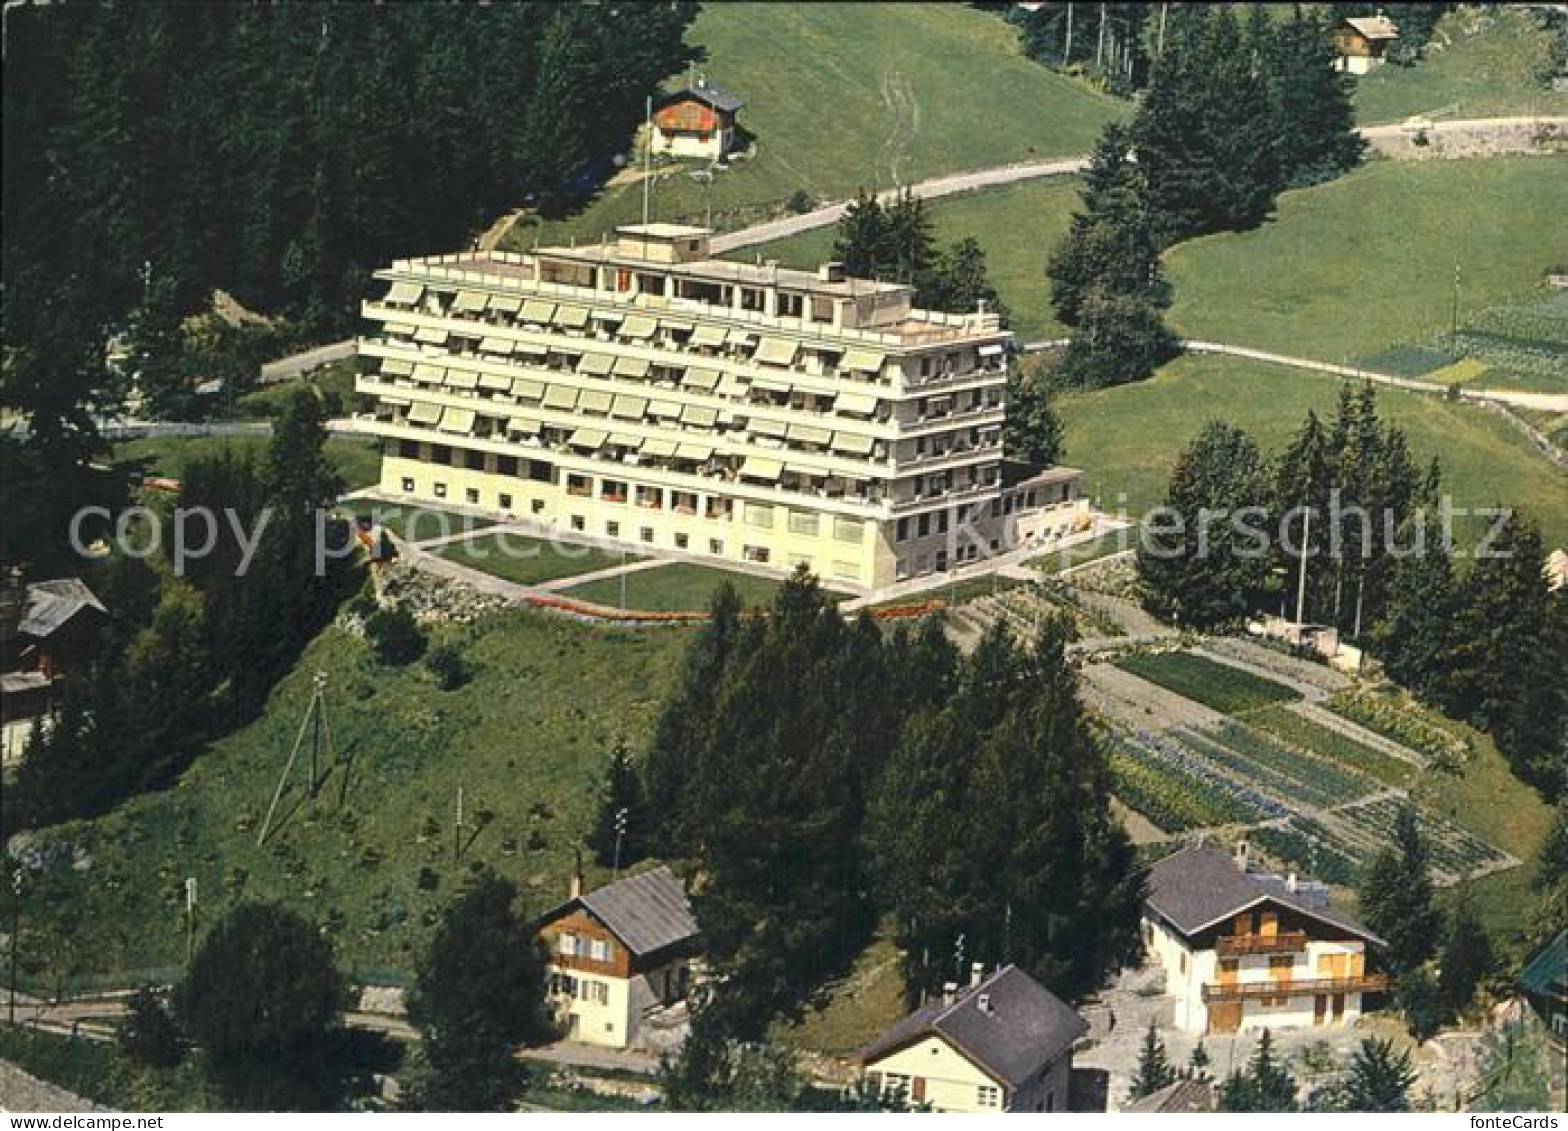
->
258;339;355;384
709;156;1090;254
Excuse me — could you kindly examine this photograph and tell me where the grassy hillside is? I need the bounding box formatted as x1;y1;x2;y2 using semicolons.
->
18;612;692;986
508;2;1121;247
1165;157;1568;365
1354;6;1568;124
757;176;1083;341
1056;353;1568;547
115;434;383;491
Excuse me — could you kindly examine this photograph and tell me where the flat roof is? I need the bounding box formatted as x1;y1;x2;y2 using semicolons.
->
616;222;711;240
534;243;910;299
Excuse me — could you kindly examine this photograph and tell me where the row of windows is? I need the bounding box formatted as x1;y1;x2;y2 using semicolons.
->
556;932;614;962
548;971;609;1004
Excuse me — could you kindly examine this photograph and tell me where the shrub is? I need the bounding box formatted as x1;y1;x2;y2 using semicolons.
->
424;643;471;691
365;606;426;665
119;985;184;1070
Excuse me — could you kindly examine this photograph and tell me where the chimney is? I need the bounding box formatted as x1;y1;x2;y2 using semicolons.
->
970;962;985;988
569;849;584;899
977;993;993;1016
818;261;846;283
1235;840;1249;870
942;981;959;1006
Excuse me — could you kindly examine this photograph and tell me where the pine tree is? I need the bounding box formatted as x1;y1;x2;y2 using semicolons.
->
119;986;184;1070
1375;544;1460;704
1003;364;1063;468
832;191;890;280
407;873;545;1111
1186;1039;1212;1082
1493;588;1566;798
1341;1037;1417;1113
1436;893;1494;1020
1357;804;1440;974
927;236;1008;322
588;741;648;870
1137;421;1269;628
1257;10;1363;188
1128;1021;1178;1100
1218;1029;1298;1112
1530;798;1568;947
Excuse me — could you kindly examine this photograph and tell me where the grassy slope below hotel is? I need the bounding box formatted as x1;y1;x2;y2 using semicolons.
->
17;611;691;987
505;2;1120;248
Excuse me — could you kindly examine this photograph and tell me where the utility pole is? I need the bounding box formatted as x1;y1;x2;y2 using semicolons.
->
1450;263;1462;354
8;866;20;1025
1295;506;1312;627
1063;2;1074;68
619;547;628;611
184;877;197;964
1158;3;1168;57
1095;3;1106;70
454;786;464;863
612;807;629;878
641;96;653;228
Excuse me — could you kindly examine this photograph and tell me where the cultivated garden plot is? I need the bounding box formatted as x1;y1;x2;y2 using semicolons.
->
1094;644;1514;888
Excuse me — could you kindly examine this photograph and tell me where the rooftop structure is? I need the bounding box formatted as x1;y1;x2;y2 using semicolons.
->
354;224;1086;589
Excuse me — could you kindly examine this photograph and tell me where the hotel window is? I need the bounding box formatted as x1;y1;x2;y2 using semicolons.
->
977;1085;1000;1108
788;510;819;536
744;503;774;529
917;514;930;538
710;539;724;555
401;478;415;493
432;444;452;466
465;450;484;471
465;488;479;505
398;439;419;459
499;493;513;511
834;517;864;543
433;483;447;499
896;518;910;542
606;521;620;538
497;455;519;477
571;515;585;532
675;533;690;549
743;545;770;564
532;499;546;514
641;527;655;544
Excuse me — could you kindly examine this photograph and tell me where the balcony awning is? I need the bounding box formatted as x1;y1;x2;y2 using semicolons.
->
754;337;799;367
610;394;648;420
542;385;579;411
438;407;476;434
520;299;555;323
739;455;783;481
577;353;614;377
381;359;414;377
487;295;522;314
648;399;682;419
479;372;512;392
840;348;885;373
978;342;1006;358
444;369;479;391
414;326;449;345
611;355;652;379
717;373;748;397
748;417;787;438
785;463;826;480
379;395;413;408
511;340;548;357
663;319;695;333
620;314;658;340
506;415;541;436
412;363;446;384
511;377;545;401
578;389;613;415
568;428;607;449
690;324;727;347
478;336;513;355
833;431;876;455
385;281;424;305
591;308;624;324
407;401;442;426
383;322;417;336
453;290;488;313
835;391;879;415
681;404;718;428
680;367;721;391
553;304;589;329
750;375;792;394
787;422;833;446
676;442;714;461
640;437;679;458
609;432;642;448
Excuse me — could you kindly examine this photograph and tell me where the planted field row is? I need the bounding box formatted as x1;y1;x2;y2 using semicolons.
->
1246;706;1415;788
1108;730;1286;833
1325;689;1471;768
1248;818;1363;887
1334;795;1512;882
1201;637;1349;696
1114;651;1301;715
1180;722;1374;808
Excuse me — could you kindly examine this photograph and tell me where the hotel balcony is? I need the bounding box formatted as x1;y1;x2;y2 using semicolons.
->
1201;974;1390;1003
1215;931;1310;957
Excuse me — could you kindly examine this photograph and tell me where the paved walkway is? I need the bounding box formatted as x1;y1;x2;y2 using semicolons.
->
535;556;673;593
518;1040;660;1077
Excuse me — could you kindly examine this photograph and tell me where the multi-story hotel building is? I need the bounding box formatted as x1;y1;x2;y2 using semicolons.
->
354;223;1085;590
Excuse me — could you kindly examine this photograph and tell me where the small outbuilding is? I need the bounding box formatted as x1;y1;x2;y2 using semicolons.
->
1332;13;1400;74
652;79;744;161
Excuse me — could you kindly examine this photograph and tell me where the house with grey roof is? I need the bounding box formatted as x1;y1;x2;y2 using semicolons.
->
858;964;1087;1113
1517;930;1565;1046
533;864;701;1050
1143;843;1388;1036
652;78;745;161
1122;1075;1215;1114
1;575;108;736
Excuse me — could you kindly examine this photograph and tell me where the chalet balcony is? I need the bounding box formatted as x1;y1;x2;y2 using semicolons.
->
1202;974;1389;1003
1215;931;1310;957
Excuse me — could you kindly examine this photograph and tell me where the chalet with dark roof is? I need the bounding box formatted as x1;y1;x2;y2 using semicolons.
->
1332;13;1400;74
534;865;700;1050
1143;844;1387;1035
1517;930;1566;1045
652;78;744;160
859;964;1087;1113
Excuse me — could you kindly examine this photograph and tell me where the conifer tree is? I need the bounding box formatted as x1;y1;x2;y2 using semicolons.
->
1256;10;1364;188
1357;805;1439;974
1217;1029;1298;1112
1341;1037;1417;1113
1437;893;1494;1020
1003;364;1063;468
588;741;649;870
1128;1021;1178;1100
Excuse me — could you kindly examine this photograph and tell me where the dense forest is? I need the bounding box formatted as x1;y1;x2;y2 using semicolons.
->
1;2;699;570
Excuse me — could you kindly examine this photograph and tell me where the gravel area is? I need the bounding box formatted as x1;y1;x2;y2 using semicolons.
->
0;1060;99;1112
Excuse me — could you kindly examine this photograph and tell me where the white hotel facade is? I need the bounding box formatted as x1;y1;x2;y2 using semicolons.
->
354;223;1086;590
